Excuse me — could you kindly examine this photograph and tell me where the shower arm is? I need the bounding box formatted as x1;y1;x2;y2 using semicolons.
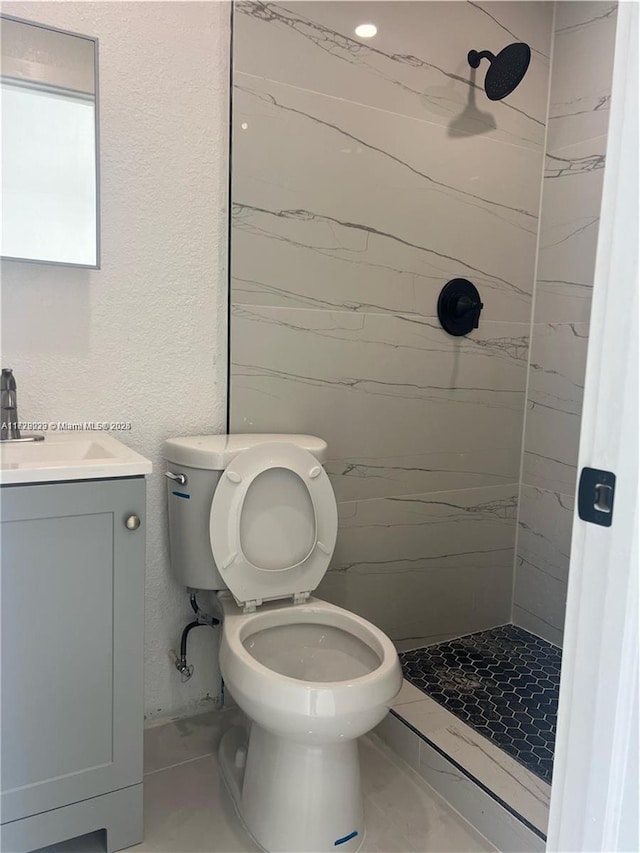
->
468;49;496;68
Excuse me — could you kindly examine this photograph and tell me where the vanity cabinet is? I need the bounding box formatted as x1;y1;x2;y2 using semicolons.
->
0;476;146;853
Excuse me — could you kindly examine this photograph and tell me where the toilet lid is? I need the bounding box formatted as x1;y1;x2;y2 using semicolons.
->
209;442;338;609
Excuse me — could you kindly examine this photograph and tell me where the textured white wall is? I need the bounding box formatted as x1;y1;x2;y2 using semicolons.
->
0;1;230;721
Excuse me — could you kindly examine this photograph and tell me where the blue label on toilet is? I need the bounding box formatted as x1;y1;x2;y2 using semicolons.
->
334;831;358;846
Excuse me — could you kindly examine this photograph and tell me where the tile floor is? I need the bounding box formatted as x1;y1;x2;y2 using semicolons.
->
399;625;561;783
36;708;496;853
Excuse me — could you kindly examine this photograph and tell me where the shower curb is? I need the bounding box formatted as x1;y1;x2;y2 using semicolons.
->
375;710;546;853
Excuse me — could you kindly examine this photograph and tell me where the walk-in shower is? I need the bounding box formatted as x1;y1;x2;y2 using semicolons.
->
229;0;619;841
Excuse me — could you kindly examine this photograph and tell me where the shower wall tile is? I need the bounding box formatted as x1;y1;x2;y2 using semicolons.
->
232;73;543;324
511;605;563;648
523;323;589;495
548;2;617;150
234;1;553;150
230;304;529;502
513;485;574;645
515;5;616;646
534;135;608;324
316;485;517;648
231;1;555;645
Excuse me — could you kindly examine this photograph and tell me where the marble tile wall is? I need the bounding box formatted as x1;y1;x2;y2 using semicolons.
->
514;2;617;646
230;1;554;647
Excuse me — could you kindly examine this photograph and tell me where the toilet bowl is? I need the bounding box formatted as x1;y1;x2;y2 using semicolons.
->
219;593;400;743
163;434;403;853
218;593;401;852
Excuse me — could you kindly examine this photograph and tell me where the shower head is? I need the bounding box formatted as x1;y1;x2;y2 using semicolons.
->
467;42;531;101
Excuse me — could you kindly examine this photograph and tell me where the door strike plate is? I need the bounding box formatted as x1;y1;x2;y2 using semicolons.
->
578;467;616;527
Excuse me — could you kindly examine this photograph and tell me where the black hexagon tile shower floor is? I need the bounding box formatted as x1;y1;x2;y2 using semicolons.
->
399;624;562;784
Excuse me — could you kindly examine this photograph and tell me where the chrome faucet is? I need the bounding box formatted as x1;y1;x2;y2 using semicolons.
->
1;368;20;440
1;368;44;442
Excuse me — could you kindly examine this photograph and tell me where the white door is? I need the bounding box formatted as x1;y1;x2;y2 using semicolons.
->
546;3;639;851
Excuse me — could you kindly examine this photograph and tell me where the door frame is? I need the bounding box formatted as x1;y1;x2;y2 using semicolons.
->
546;3;639;850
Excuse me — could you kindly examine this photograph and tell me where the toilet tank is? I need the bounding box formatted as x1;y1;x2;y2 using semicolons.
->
163;434;328;590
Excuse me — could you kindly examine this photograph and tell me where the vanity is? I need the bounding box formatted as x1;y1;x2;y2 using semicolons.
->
1;13;148;848
0;434;151;853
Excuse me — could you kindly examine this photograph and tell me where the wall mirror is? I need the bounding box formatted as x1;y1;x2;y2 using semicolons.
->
1;15;99;267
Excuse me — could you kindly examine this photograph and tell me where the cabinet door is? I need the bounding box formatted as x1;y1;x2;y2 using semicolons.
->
1;477;145;823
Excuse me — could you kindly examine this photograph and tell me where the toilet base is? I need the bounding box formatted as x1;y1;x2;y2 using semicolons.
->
219;724;364;853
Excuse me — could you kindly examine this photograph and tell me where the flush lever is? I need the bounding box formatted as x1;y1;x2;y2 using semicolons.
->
165;471;187;486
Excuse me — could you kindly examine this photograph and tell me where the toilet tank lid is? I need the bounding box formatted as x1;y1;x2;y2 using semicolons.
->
163;434;328;470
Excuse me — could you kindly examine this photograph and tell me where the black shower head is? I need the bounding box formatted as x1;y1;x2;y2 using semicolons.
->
468;42;531;101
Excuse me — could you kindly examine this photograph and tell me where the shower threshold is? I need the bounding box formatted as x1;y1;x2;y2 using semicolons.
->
381;625;560;844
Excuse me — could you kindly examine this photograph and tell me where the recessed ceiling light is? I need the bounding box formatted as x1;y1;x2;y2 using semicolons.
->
355;23;377;39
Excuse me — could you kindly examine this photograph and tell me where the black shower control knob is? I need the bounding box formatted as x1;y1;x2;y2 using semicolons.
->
453;295;479;317
456;296;484;329
437;279;484;336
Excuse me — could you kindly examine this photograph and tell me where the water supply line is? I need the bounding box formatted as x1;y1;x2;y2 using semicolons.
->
169;591;220;682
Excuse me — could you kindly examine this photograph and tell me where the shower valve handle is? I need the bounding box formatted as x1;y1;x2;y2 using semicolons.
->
437;279;484;336
453;295;483;328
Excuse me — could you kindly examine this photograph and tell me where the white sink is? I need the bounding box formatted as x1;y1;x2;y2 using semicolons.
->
0;433;152;484
2;439;116;464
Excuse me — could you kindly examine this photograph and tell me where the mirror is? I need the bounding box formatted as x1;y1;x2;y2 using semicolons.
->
1;16;99;267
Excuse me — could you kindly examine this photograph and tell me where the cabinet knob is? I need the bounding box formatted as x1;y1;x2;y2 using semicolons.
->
125;515;141;531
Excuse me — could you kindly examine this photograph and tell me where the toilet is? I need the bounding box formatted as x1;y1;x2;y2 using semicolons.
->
163;434;402;853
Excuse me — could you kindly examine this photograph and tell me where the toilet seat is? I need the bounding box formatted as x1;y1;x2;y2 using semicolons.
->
209;442;338;610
